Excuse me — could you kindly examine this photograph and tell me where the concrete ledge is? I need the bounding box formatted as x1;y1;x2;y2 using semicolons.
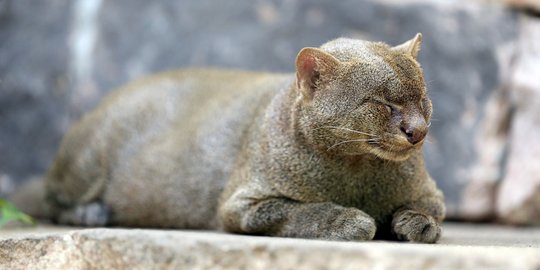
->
1;223;540;269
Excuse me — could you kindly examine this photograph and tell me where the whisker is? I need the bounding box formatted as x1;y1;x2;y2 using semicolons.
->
327;138;379;151
315;126;378;137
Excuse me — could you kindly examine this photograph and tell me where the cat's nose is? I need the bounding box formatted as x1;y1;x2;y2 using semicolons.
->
400;123;427;145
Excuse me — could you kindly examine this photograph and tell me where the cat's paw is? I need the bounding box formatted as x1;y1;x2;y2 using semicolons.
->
325;208;377;241
392;209;441;243
57;202;110;226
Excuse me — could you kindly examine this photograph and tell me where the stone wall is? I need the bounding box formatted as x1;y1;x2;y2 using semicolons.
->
1;0;539;223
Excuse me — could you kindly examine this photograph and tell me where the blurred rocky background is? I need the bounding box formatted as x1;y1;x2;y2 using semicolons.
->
1;0;539;224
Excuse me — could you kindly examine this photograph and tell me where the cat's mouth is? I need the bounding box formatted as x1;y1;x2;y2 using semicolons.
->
370;141;418;161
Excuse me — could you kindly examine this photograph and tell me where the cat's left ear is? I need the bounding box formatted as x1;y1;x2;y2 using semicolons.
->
295;47;341;99
393;33;422;59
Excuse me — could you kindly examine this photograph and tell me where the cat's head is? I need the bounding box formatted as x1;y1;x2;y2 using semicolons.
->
294;33;431;161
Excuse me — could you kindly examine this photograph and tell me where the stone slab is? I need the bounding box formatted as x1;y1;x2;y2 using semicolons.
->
1;223;540;270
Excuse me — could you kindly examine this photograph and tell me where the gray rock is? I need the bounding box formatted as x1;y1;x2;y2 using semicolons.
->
0;0;72;192
0;0;525;220
1;225;540;270
506;0;540;13
496;14;540;224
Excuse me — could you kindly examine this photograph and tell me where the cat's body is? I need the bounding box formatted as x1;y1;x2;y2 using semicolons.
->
46;70;290;229
42;34;445;243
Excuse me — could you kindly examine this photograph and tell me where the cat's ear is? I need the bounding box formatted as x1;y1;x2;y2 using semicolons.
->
295;47;341;99
393;33;422;59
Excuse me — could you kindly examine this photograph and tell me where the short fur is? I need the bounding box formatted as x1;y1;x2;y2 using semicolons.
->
42;34;445;243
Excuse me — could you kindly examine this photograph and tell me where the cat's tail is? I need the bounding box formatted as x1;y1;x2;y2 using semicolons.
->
8;177;52;220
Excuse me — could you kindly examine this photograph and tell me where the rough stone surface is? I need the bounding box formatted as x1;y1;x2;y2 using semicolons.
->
480;0;540;13
459;64;513;221
0;0;72;192
496;15;540;224
506;0;540;13
0;0;534;222
1;223;540;270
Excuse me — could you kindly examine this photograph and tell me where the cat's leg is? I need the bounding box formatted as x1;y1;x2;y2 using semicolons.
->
55;201;111;227
391;192;445;243
219;193;376;241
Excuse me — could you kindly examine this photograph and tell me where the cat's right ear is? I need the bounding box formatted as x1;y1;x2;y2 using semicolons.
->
393;33;422;59
295;48;341;100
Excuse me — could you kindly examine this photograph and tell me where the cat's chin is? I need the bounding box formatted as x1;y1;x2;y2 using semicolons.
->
337;142;417;161
369;145;415;161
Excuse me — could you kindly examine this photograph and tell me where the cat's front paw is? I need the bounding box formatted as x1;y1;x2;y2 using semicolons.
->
324;208;377;241
392;209;441;243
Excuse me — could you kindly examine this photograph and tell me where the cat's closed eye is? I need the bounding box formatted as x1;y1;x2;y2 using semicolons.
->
385;104;394;114
364;99;397;115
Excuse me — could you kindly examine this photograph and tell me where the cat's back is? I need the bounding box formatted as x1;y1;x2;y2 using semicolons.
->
101;69;293;159
76;68;292;149
102;69;290;116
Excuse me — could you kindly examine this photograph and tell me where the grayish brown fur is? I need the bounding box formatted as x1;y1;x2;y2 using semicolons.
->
40;34;445;243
